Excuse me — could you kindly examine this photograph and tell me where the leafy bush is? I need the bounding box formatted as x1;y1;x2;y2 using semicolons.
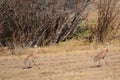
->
73;22;92;39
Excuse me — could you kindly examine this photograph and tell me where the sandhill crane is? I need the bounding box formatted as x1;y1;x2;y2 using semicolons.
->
24;45;40;69
94;42;110;67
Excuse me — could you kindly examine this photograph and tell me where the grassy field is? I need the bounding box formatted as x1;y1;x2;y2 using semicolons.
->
0;39;120;80
0;4;120;80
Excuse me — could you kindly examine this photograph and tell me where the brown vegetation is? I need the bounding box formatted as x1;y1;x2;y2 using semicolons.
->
89;0;120;42
0;0;91;48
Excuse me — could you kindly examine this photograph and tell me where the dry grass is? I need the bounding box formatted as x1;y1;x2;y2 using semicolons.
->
0;39;120;80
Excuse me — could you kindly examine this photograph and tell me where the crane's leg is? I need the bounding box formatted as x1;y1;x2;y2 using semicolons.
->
23;58;32;69
32;59;40;70
103;59;111;67
27;59;32;68
97;60;102;67
34;63;40;70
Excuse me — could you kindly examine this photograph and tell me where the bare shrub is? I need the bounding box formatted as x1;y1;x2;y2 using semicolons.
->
0;0;91;49
91;0;120;42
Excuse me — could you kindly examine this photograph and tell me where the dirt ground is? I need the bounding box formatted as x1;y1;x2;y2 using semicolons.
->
0;40;120;80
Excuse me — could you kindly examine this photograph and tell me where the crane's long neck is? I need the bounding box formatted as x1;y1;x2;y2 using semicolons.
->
106;42;110;51
35;48;38;54
34;45;38;54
